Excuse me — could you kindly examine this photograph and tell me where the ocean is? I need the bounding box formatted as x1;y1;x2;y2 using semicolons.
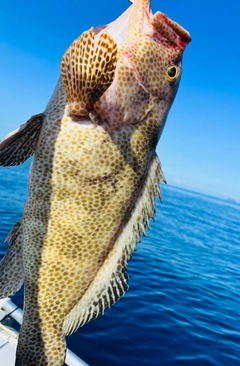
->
0;161;240;366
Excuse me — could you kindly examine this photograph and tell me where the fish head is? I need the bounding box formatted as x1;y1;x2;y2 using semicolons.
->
94;0;191;131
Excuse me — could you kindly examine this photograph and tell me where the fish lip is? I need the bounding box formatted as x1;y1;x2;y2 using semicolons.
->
95;0;152;45
151;12;191;48
96;2;191;51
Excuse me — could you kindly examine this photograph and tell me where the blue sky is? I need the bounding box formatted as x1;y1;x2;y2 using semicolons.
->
0;0;239;201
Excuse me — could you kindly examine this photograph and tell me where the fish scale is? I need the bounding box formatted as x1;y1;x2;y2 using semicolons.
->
0;0;191;365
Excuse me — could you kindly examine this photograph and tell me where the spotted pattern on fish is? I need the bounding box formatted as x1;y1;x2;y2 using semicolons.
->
15;76;167;364
61;28;117;117
63;153;165;334
16;81;67;365
0;0;191;365
94;14;190;131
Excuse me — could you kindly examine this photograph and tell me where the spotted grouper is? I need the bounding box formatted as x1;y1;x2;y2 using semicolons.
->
0;0;191;365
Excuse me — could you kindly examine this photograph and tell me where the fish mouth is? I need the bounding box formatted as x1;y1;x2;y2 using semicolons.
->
96;0;152;44
152;12;191;48
96;0;191;48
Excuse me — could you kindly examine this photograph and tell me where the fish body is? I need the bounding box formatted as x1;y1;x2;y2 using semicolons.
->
0;1;191;365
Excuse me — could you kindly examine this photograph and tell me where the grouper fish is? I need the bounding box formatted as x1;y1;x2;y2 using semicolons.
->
0;0;191;365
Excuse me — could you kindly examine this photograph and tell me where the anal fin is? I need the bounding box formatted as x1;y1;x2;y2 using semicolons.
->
0;113;44;166
61;27;117;117
0;220;24;298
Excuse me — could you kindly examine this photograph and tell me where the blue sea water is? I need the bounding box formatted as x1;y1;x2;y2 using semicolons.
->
0;161;240;366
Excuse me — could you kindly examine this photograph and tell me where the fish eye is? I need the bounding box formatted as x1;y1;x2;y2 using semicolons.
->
166;66;179;83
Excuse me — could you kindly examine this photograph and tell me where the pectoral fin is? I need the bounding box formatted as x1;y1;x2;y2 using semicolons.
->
61;27;117;117
0;113;44;166
0;220;24;298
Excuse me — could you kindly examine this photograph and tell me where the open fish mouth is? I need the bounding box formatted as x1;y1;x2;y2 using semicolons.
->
96;0;191;49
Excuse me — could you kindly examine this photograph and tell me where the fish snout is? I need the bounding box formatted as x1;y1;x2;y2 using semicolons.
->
152;11;191;48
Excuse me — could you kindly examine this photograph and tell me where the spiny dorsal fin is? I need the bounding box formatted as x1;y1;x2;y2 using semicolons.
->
0;113;44;166
0;220;24;299
61;27;117;116
62;154;166;336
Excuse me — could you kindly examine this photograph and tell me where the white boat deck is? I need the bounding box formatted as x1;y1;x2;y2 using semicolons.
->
0;323;17;365
0;298;89;366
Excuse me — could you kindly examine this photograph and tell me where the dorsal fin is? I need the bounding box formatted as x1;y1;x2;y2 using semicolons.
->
61;27;117;117
0;113;44;166
62;154;166;335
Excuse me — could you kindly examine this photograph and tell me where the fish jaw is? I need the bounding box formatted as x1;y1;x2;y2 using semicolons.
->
93;1;191;131
98;0;191;51
99;0;152;44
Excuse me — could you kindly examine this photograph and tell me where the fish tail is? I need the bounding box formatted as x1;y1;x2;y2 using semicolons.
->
16;282;66;366
0;220;24;298
61;27;117;116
